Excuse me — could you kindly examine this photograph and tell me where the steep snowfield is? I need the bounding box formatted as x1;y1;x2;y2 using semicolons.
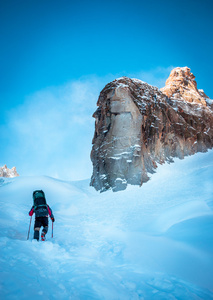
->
0;150;213;299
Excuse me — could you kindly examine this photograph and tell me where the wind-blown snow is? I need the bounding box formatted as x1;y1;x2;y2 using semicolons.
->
0;150;213;299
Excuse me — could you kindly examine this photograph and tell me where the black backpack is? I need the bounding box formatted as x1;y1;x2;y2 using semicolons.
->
33;190;48;217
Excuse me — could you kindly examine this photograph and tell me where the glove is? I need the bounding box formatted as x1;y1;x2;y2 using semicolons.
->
51;217;55;222
29;209;34;216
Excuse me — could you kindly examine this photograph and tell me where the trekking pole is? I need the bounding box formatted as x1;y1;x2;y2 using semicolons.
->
27;216;32;240
52;221;53;238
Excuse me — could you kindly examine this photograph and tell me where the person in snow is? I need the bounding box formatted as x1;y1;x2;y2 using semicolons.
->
29;190;55;241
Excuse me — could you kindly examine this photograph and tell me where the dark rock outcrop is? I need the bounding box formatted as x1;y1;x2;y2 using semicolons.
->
90;68;213;192
0;165;19;178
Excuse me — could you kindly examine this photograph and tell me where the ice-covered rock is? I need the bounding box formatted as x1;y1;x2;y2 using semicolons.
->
0;165;19;178
90;69;213;192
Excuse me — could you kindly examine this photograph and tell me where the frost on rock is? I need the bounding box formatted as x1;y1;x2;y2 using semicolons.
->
90;70;213;192
0;165;19;178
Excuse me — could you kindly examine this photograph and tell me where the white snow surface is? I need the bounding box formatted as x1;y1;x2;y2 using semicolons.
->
0;150;213;299
206;98;213;105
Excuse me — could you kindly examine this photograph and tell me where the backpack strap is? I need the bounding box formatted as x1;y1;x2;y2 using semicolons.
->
34;204;47;211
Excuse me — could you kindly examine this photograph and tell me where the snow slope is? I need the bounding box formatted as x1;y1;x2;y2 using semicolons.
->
0;150;213;299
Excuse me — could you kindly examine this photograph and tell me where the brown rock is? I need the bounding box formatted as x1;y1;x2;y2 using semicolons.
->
91;71;213;192
160;67;207;106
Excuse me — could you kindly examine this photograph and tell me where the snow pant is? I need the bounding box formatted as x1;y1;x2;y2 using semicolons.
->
34;217;48;240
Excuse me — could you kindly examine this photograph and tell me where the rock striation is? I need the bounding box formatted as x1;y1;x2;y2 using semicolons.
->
90;67;213;192
0;165;19;178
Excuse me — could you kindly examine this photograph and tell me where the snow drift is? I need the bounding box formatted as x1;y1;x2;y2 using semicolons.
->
0;150;213;299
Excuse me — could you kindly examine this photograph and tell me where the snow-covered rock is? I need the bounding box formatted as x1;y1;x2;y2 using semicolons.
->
0;165;19;178
91;69;213;192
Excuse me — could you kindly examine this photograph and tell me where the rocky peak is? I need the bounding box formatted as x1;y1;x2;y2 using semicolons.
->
90;69;213;192
160;67;207;106
0;165;19;178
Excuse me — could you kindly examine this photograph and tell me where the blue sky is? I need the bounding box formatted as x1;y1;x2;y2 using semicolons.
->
0;0;213;180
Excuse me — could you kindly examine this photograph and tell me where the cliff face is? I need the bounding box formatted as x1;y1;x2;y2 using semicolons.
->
0;165;19;178
90;68;213;192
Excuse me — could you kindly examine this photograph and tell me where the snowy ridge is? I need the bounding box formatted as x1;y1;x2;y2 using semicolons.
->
0;150;213;299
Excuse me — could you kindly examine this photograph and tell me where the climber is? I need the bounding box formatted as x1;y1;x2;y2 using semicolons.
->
29;190;55;241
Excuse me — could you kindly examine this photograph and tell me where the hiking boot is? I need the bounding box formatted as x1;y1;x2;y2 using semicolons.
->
33;230;40;241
